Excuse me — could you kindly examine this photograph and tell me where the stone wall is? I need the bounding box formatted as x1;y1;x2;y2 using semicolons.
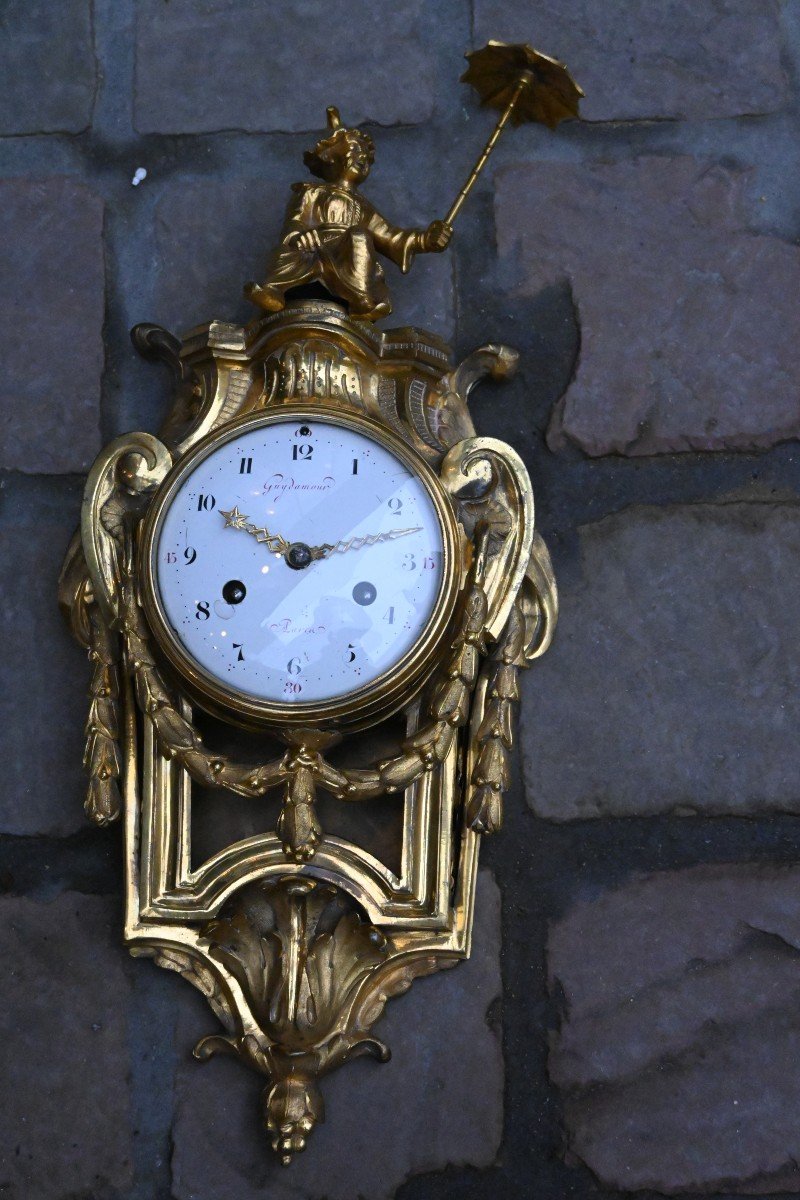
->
1;1;799;1197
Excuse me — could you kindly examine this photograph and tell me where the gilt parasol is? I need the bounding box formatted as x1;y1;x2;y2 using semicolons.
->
445;40;584;226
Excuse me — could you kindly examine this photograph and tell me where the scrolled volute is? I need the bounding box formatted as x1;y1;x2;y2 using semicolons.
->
82;431;172;624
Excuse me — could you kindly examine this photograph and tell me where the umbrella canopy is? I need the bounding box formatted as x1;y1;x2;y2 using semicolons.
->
462;40;584;130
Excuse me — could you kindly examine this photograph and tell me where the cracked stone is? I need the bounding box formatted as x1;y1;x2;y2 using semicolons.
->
550;863;800;1192
0;893;133;1198
0;477;88;836
0;0;96;134
135;0;442;133
170;871;501;1200
473;0;787;121
495;157;800;456
0;179;104;473
521;503;800;819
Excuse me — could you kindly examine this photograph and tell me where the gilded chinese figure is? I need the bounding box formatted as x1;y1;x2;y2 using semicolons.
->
244;107;452;321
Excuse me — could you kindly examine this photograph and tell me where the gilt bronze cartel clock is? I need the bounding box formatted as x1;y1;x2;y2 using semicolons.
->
59;43;579;1164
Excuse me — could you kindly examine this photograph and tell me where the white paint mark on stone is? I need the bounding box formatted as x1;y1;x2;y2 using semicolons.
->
131;167;147;187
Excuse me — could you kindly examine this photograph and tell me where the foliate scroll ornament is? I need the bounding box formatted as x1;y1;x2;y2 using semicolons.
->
62;433;173;826
258;337;370;410
441;436;534;641
81;431;172;623
145;878;449;1163
429;343;520;449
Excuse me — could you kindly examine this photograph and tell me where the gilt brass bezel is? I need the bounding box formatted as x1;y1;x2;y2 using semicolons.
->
139;406;463;731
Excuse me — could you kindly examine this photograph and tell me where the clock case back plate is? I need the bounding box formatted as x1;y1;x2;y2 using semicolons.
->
59;297;558;1163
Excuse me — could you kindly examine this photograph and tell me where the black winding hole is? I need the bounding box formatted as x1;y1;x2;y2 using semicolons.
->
353;581;377;606
222;579;247;605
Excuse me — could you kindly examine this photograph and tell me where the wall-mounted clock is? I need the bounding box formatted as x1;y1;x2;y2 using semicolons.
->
59;41;578;1165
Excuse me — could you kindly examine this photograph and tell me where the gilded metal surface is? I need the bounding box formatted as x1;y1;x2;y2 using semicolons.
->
61;298;559;1157
447;41;583;224
58;41;571;1166
244;106;452;322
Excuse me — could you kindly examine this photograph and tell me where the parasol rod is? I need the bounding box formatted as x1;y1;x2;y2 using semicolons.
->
444;71;533;226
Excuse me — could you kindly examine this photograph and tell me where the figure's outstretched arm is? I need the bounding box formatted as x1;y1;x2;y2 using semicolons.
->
367;208;452;273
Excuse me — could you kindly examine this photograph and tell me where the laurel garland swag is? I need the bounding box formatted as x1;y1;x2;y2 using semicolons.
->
80;539;526;860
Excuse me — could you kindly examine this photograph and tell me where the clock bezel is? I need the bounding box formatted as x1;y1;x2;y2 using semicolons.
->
138;405;463;731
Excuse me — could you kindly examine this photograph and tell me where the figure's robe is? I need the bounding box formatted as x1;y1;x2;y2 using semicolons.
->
262;182;424;318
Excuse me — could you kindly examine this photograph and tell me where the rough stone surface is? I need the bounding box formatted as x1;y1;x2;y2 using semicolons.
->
495;157;800;456
154;177;454;339
171;870;502;1199
0;477;88;836
521;503;800;820
0;179;104;473
0;893;133;1198
473;0;788;121
135;0;445;133
0;0;96;134
549;863;800;1193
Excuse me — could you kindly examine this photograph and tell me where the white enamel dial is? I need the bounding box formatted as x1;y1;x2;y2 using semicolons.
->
151;417;448;706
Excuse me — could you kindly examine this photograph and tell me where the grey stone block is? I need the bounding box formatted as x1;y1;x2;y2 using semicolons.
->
473;0;788;121
0;893;133;1198
0;179;104;473
153;176;454;339
495;157;800;457
521;504;800;819
0;477;89;836
171;870;502;1199
549;863;800;1192
0;0;96;134
135;0;439;134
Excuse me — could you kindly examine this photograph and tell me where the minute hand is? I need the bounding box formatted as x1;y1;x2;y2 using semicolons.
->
311;526;422;559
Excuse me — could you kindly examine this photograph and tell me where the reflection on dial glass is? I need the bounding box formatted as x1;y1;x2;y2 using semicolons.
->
154;420;445;704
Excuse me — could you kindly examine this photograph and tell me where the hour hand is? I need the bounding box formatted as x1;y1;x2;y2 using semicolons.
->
219;506;290;555
310;525;422;559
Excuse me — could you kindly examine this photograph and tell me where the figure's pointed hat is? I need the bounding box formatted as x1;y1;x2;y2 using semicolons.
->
304;107;375;180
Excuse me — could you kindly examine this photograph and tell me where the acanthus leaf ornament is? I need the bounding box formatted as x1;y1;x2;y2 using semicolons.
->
59;42;577;1166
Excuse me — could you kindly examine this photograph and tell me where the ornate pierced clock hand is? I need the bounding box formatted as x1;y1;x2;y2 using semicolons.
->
219;506;291;555
308;525;423;559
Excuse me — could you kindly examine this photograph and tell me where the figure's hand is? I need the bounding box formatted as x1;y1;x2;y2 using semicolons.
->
294;229;322;255
423;220;453;253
